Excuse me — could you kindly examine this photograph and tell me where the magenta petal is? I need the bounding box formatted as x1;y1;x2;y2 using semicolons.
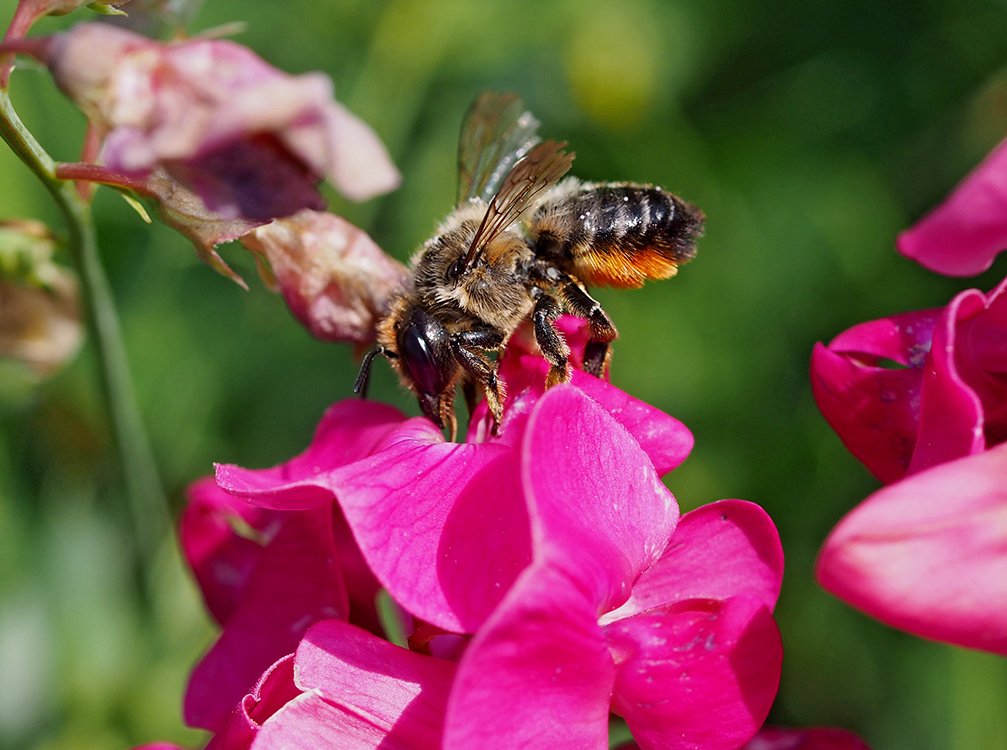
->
445;387;679;749
252;620;452;748
522;385;680;610
606;500;783;622
897;137;1007;276
826;310;938;366
252;692;395;750
810;309;940;483
569;369;694;475
181;477;278;625
607;595;782;750
184;508;348;732
216;399;405;510
209;654;299;750
908;289;986;473
744;726;872;750
810;349;919;484
288;619;452;747
957;280;1007;442
329;420;531;633
817;443;1007;654
444;565;614;750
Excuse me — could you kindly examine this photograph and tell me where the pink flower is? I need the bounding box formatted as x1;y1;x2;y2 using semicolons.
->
240;210;410;345
204;326;784;748
205;494;782;750
42;23;400;220
898;137;1007;276
811;277;1007;483
812;272;1007;652
817;443;1007;654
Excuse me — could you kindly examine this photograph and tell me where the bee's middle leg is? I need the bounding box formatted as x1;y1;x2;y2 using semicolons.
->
531;289;571;387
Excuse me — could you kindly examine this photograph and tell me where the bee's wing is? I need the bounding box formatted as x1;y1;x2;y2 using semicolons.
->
461;139;575;272
457;92;543;204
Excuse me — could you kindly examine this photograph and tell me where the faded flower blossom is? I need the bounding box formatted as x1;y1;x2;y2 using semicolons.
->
175;322;785;749
812;134;1007;654
241;210;410;345
30;22;400;221
0;221;83;377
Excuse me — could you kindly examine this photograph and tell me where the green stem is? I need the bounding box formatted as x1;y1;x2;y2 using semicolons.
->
0;89;168;578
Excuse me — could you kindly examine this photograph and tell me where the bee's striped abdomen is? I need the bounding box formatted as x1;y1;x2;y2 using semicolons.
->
529;180;704;289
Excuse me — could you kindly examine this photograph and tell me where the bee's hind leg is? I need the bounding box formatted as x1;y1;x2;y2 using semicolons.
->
451;328;506;434
531;289;571;387
549;273;618;377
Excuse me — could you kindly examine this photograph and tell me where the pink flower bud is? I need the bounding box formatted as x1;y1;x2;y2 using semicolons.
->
241;210;409;345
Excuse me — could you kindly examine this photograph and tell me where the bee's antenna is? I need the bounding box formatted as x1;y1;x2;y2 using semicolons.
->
353;346;386;398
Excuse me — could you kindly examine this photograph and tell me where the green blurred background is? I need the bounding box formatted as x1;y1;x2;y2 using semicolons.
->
1;0;1006;748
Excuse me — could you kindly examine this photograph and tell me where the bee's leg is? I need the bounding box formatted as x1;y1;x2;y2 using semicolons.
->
451;328;506;433
531;289;571;387
439;391;458;442
556;275;618;377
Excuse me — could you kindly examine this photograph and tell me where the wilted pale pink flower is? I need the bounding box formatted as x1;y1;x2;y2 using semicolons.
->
898;137;1007;276
39;23;400;220
206;324;784;749
241;210;410;345
811;277;1007;483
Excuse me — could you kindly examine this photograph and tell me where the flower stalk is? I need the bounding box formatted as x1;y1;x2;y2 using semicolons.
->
0;87;168;580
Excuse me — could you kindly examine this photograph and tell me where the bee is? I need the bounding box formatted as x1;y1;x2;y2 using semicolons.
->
354;92;704;438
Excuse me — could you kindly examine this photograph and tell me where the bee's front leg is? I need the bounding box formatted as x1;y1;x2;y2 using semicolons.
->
451;328;506;433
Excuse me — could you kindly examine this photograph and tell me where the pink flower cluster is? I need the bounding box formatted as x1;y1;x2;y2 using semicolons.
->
811;137;1007;654
175;322;787;748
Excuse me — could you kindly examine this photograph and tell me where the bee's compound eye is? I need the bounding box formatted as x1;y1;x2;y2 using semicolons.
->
446;258;464;280
398;313;448;397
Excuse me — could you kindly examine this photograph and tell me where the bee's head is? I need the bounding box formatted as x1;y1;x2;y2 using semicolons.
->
394;306;455;426
355;304;456;429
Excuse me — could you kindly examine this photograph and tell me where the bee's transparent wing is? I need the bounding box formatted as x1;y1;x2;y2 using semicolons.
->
457;92;543;204
461;139;575;272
